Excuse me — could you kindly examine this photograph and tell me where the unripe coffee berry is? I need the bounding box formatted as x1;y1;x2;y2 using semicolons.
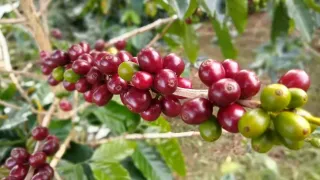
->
52;66;64;81
118;61;140;81
63;69;80;83
31;126;49;141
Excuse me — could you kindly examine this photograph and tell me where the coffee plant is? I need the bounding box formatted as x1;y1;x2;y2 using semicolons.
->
1;0;320;179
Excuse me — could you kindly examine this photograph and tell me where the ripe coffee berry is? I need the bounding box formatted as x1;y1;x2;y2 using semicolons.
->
47;75;60;86
86;67;103;84
117;51;133;62
31;172;50;180
140;99;162;121
130;57;138;64
72;60;91;75
51;28;62;39
41;65;53;75
163;53;185;76
45;135;60;143
31;126;49;141
131;71;153;90
222;59;240;78
115;40;127;50
78;54;93;65
137;48;162;73
107;74;128;94
79;41;91;53
93;52;109;66
29;152;47;168
98;54;123;74
68;44;84;61
83;90;94;103
59;100;72;111
50;50;69;66
180;98;213;124
121;87;152;113
160;95;181;117
185;17;192;24
5;157;18;170
9;165;28;179
278;69;310;91
63;81;76;91
208;78;241;107
177;77;192;89
42;140;60;156
217;103;246;133
94;39;105;51
76;78;91;93
154;69;178;95
10;148;29;164
92;84;113;106
36;163;54;177
233;70;261;99
199;59;225;86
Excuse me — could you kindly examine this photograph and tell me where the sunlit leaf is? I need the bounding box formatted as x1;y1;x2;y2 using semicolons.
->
226;0;247;33
168;0;190;19
91;161;130;180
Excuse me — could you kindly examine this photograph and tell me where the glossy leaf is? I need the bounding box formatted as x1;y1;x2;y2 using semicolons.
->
91;161;130;180
31;82;54;106
147;116;171;132
0;105;32;130
49;119;72;141
168;0;190;19
181;23;199;63
184;0;198;18
63;142;93;164
91;140;136;162
211;18;237;59
286;0;315;42
131;31;153;50
271;1;290;42
58;161;88;180
132;142;173;180
0;83;16;100
121;158;146;180
226;0;247;33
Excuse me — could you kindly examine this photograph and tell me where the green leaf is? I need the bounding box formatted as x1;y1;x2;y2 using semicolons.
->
100;0;112;14
181;23;199;63
48;119;72;141
184;0;198;18
0;83;16;101
211;18;237;59
83;100;141;134
305;0;320;12
226;0;247;33
132;142;173;180
63;142;93;164
31;82;54;106
131;31;153;50
91;140;136;162
121;10;141;25
199;0;217;17
156;139;186;176
121;158;146;180
286;0;315;42
168;0;190;19
145;1;158;17
271;1;290;42
58;161;88;180
147;116;171;132
0;105;32;130
91;162;130;180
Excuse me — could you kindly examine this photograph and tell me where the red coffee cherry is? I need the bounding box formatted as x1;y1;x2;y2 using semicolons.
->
59;100;72;112
64;63;72;70
31;126;49;141
40;51;50;62
83;90;94;103
45;135;59;143
199;59;225;86
42;140;60;156
62;81;76;91
278;69;310;91
94;39;105;51
177;77;192;89
42;58;58;69
116;50;133;62
36;163;54;177
233;70;261;99
75;78;91;93
5;157;18;170
68;44;84;61
137;48;162;73
79;41;91;53
29;152;47;168
132;71;153;90
222;59;240;78
180;98;213;124
51;28;62;39
31;172;51;180
41;65;53;76
130;57;138;64
98;54;123;74
107;74;128;94
217;103;246;133
163;53;185;76
72;60;91;75
154;69;178;95
185;17;192;24
121;87;152;113
78;53;93;65
86;67;103;84
92;84;113;106
47;75;60;86
160;95;181;117
93;52;109;66
10;148;29;164
115;40;127;50
140;99;162;121
208;78;241;107
9;165;28;180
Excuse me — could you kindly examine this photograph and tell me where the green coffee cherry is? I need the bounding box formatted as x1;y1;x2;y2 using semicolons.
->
199;116;222;142
52;66;65;81
287;88;308;109
118;61;140;81
64;69;80;83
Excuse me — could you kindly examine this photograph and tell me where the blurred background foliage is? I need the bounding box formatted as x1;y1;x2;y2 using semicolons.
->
1;0;320;179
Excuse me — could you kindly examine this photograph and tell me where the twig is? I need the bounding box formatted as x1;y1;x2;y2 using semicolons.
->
146;19;174;48
54;171;63;180
92;131;200;146
0;18;26;24
0;99;21;110
0;69;44;80
105;15;178;48
173;87;261;108
50;130;75;168
38;0;52;16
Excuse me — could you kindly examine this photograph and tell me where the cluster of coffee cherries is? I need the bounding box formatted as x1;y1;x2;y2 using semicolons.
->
3;126;59;180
